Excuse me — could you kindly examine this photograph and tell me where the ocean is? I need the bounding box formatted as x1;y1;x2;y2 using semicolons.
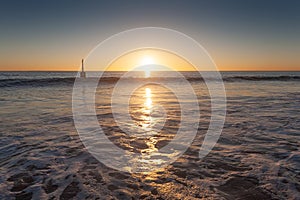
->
0;71;299;199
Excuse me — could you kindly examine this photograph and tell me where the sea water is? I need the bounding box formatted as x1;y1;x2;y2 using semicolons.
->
0;71;299;199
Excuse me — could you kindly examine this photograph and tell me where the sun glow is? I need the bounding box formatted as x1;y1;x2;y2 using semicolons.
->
106;49;196;72
141;56;155;66
140;56;155;78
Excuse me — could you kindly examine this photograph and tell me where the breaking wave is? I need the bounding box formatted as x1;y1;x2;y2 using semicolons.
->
1;75;299;87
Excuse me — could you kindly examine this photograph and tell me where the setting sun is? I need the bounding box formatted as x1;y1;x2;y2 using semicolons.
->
140;56;155;66
106;49;196;73
140;56;155;78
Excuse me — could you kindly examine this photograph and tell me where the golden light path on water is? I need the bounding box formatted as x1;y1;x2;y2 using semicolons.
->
135;86;167;169
140;87;153;130
144;88;152;110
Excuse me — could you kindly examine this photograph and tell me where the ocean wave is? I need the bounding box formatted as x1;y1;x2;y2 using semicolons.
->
1;76;299;87
0;78;76;87
222;75;300;82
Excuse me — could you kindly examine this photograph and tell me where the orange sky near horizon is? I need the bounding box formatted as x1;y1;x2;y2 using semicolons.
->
1;48;299;71
0;55;300;71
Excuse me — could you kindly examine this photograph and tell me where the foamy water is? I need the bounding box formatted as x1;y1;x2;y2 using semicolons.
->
0;72;299;199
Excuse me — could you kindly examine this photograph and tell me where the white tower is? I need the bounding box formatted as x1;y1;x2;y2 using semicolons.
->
80;59;86;78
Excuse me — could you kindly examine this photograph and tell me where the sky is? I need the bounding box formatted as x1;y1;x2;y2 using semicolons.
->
107;49;195;71
0;0;299;71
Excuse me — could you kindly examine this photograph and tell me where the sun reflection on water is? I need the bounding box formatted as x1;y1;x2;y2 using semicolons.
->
142;88;153;129
145;88;152;109
126;85;179;172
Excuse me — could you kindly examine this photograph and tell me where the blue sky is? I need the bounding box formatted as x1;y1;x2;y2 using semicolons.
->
0;0;299;70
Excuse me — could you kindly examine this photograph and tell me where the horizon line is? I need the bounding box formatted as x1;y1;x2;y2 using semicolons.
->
1;70;300;72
